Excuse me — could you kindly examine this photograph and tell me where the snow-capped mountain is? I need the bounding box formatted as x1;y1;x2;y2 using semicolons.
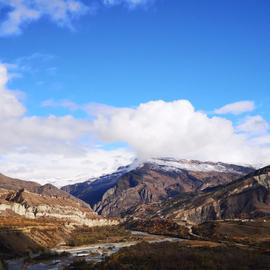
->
133;165;270;225
60;157;256;188
139;158;252;174
62;158;255;217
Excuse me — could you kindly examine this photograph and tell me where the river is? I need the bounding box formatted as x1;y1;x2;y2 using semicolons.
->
6;231;182;270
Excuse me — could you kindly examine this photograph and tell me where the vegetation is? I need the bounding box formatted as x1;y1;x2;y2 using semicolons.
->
65;259;88;270
193;219;270;248
126;218;190;239
0;229;46;258
0;258;6;270
67;225;134;246
25;251;70;263
65;241;270;270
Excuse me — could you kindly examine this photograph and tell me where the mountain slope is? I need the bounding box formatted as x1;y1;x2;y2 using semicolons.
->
63;158;254;217
174;165;270;224
130;165;270;225
0;173;40;193
62;166;128;207
0;173;115;257
0;173;115;227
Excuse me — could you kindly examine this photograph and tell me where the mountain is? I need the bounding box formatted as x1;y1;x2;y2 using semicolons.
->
0;173;41;193
62;165;130;208
128;165;270;225
62;158;254;217
0;172;120;256
0;173;115;226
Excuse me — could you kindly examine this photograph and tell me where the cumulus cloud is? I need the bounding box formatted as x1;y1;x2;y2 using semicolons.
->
0;63;92;155
1;62;270;185
0;148;134;187
0;63;134;185
250;135;270;146
237;115;269;134
0;65;26;118
214;101;255;115
0;0;89;36
92;100;270;165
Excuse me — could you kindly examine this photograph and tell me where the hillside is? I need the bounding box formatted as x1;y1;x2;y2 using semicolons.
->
128;165;270;226
0;172;119;257
63;158;254;217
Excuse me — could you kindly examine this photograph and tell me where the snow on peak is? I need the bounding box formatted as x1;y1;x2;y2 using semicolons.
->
142;158;246;174
62;157;252;187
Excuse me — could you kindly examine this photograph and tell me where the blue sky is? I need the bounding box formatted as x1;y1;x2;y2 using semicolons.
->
1;0;270;115
0;0;270;185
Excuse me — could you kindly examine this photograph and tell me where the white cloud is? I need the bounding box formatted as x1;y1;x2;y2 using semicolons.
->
5;52;57;82
0;0;88;36
0;0;155;36
214;101;255;115
42;99;81;111
41;99;116;116
249;135;270;146
0;0;40;36
102;0;155;8
0;63;134;185
237;115;269;134
92;100;270;165
0;65;26;118
1;62;270;185
0;148;134;187
0;63;91;154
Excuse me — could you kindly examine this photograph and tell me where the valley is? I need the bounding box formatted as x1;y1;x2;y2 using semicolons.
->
1;158;270;269
1;2;269;269
63;158;254;217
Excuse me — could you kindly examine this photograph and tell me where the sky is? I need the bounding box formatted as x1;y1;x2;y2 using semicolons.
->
0;0;270;186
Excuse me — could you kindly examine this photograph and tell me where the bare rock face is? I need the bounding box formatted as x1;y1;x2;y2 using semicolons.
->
93;167;202;217
0;173;117;227
63;158;254;217
155;165;270;225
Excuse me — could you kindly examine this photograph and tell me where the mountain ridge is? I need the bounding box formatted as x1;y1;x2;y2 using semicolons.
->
0;172;117;227
127;164;270;225
63;158;255;217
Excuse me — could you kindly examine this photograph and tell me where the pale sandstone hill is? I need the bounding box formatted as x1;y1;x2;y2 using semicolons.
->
0;173;117;227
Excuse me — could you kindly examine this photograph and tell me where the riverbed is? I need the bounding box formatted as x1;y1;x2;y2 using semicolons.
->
6;231;182;270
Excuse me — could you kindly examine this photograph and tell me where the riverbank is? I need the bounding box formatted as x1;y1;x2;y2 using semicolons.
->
5;231;183;270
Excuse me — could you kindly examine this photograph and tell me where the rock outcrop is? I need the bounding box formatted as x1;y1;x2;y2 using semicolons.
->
0;174;117;227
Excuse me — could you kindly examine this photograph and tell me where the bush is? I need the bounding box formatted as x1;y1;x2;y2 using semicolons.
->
65;241;270;270
67;225;132;246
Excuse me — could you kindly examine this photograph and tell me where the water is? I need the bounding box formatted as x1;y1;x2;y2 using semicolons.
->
6;231;182;270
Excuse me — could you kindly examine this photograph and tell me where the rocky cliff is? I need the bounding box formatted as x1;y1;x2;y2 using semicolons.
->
174;165;270;224
0;173;117;227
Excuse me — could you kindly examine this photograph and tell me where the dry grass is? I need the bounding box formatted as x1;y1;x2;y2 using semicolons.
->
65;241;270;270
67;225;137;246
193;219;270;248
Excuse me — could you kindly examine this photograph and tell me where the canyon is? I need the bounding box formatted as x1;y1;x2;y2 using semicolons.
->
1;159;270;269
